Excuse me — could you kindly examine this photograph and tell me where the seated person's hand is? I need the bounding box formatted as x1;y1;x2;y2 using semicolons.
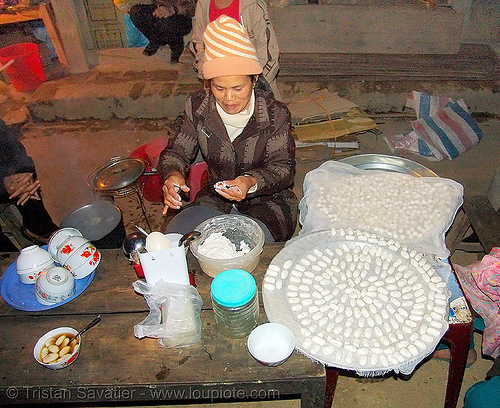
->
162;171;190;213
153;5;175;18
214;175;256;202
3;172;41;206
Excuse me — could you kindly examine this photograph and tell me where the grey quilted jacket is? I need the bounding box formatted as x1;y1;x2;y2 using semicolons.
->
158;81;297;241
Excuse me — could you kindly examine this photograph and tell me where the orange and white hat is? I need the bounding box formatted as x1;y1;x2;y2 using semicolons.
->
202;15;263;79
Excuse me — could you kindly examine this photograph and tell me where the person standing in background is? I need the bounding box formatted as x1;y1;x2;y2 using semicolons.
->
128;0;196;62
191;0;281;100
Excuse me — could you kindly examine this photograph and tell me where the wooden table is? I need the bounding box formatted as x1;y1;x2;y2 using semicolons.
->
0;245;326;406
0;4;68;66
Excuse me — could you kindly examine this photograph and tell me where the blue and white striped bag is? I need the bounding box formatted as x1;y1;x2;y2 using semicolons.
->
385;91;484;161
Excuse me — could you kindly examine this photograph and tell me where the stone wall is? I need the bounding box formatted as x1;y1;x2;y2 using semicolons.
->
268;4;463;54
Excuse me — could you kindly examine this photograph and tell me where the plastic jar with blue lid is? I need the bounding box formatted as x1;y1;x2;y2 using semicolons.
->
211;269;259;338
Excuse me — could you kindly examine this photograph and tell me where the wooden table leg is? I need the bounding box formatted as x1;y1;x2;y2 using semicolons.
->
300;376;330;408
441;318;474;408
37;2;69;67
442;261;476;408
445;207;471;256
324;366;340;408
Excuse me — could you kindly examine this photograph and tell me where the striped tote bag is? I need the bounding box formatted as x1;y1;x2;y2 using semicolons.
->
408;91;484;161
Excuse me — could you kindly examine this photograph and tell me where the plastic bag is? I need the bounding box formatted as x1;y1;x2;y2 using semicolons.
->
299;160;463;258
133;280;203;348
384;92;483;161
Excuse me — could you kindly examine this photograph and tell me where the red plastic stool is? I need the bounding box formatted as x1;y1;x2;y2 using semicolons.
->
186;161;208;202
129;141;166;203
130;139;208;204
145;138;169;168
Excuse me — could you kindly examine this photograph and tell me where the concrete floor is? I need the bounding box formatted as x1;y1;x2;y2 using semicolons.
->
1;47;499;408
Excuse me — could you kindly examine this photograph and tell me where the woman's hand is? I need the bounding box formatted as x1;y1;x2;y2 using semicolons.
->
4;172;41;206
162;171;190;213
153;5;175;18
214;175;256;202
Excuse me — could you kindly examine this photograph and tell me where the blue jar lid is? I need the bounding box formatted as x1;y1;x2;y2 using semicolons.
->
211;269;256;307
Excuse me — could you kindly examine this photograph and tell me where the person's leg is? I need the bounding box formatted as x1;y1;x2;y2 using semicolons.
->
123;13;148;48
0;225;18;252
15;197;58;238
129;4;163;56
432;340;478;366
168;36;185;63
464;376;500;408
165;205;275;242
161;14;192;63
164;205;225;235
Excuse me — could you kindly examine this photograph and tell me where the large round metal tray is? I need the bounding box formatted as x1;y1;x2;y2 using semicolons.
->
340;154;438;178
61;202;122;241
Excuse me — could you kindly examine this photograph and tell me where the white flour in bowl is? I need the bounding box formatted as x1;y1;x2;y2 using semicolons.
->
197;232;251;259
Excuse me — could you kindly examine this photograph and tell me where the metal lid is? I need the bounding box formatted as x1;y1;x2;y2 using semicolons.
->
91;157;146;192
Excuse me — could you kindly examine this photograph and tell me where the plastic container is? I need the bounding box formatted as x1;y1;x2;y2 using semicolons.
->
0;43;45;92
190;215;265;278
211;269;259;338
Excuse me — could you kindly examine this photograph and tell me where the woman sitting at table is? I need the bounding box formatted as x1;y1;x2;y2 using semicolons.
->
158;15;297;242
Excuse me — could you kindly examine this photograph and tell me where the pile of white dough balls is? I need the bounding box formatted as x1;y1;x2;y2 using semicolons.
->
313;172;458;242
263;228;449;371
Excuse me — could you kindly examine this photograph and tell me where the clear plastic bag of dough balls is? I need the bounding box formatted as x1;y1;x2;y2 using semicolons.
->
299;160;463;258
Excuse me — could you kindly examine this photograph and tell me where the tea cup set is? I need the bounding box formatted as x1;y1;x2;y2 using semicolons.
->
15;227;101;306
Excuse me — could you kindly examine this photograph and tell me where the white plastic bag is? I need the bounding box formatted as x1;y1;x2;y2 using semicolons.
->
133;280;203;348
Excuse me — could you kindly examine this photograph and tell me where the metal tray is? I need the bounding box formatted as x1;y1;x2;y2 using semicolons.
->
339;154;438;178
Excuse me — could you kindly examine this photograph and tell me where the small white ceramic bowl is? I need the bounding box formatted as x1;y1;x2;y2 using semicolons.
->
47;227;83;260
17;261;54;285
34;327;81;370
55;235;91;266
247;323;295;366
16;245;55;284
63;243;100;279
35;266;75;305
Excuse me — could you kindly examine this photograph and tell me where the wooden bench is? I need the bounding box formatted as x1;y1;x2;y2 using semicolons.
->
446;195;500;256
0;203;32;250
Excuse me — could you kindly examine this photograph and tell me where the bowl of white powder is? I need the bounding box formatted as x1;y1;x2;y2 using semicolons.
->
190;215;265;278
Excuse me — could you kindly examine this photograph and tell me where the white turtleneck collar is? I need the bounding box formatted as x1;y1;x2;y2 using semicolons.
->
216;90;255;142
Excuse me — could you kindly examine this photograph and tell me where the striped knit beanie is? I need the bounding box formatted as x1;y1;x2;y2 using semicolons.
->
202;15;263;79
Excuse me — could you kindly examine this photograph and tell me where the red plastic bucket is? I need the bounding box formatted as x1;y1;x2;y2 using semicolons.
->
0;43;45;92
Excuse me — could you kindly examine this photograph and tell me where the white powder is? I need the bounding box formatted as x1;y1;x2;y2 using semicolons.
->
197;232;251;259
